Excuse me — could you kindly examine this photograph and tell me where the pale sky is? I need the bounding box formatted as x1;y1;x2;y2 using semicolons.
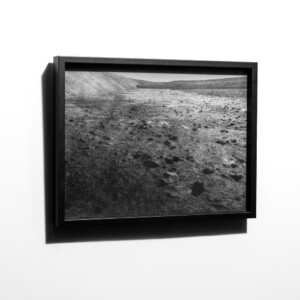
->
115;72;245;82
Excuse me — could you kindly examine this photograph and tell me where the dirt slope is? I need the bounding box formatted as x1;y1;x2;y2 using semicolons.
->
65;72;140;99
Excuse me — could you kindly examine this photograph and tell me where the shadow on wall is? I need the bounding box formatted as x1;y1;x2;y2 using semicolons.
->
42;63;247;244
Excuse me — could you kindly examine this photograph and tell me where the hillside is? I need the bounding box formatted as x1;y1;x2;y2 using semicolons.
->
65;72;140;99
137;76;247;90
65;73;247;99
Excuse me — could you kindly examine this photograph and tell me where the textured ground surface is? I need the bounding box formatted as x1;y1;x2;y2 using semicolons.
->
65;87;247;219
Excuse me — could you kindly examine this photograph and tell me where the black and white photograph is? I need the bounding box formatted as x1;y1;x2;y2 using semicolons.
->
64;70;248;220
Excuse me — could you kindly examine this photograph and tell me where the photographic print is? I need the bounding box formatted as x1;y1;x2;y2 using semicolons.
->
64;68;249;220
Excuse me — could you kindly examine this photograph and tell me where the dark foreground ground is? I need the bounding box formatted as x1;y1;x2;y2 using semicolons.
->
65;88;247;219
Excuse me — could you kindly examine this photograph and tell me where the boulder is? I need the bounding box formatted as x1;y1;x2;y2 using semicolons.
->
191;181;205;196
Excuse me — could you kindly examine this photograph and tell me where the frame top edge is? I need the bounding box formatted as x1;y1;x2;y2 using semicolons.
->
54;56;257;68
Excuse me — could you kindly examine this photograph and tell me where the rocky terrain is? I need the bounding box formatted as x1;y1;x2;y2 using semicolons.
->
65;72;247;220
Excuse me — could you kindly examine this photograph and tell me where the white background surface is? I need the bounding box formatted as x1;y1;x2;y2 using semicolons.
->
1;1;300;299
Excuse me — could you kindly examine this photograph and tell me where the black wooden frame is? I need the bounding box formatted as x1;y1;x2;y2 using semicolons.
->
54;56;257;228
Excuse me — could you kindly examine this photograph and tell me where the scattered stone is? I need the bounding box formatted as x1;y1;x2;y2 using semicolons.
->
137;124;146;130
89;131;95;135
157;178;172;186
165;157;174;164
230;163;238;168
203;167;215;174
167;134;178;141
143;159;159;168
186;155;194;162
216;140;226;145
69;119;74;122
133;152;142;159
164;140;176;149
212;203;227;210
165;192;176;198
103;135;111;140
191;180;205;196
231;139;237;143
230;174;243;181
164;172;178;179
172;156;181;162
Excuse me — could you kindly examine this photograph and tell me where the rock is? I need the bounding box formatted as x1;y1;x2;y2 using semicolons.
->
165;157;174;164
212;203;227;210
203;167;215;174
172;156;181;162
103;135;111;140
142;153;152;160
230;163;238;168
157;178;169;187
216;140;226;145
89;131;95;135
133;152;142;159
191;181;205;196
164;172;178;179
164;140;176;149
167;134;178;141
231;139;237;143
137;124;146;130
165;192;177;198
230;174;243;181
186;155;194;162
143;159;159;168
69;119;74;122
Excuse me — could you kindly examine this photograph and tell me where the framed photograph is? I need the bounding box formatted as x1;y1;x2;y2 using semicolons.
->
54;56;257;227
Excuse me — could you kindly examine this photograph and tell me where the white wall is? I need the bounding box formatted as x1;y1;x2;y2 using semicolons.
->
1;1;300;299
